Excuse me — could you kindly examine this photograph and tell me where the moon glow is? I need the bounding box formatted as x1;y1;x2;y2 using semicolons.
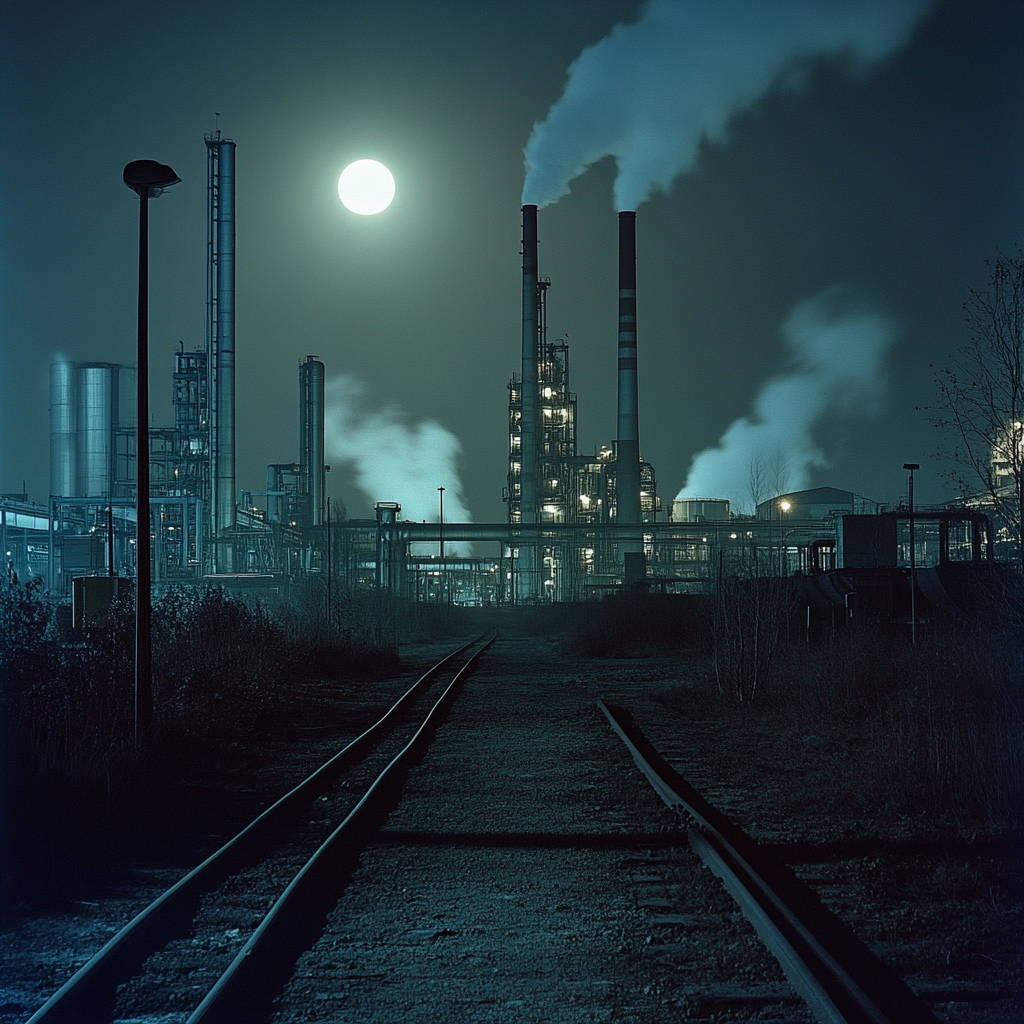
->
338;159;395;215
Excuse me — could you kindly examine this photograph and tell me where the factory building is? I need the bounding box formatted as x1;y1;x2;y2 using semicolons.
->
506;205;660;596
263;357;326;530
510;205;660;531
20;139;1006;611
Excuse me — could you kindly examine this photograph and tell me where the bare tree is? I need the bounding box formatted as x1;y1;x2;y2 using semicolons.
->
932;252;1024;570
746;449;790;516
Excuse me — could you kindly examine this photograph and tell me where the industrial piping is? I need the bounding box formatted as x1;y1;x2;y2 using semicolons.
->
616;211;641;525
520;204;539;526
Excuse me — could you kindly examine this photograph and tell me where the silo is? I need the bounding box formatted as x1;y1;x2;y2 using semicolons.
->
50;360;76;497
116;365;137;430
299;356;325;526
75;363;114;497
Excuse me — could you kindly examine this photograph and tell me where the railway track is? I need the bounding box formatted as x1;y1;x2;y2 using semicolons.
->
26;634;495;1024
17;638;1012;1023
598;700;941;1024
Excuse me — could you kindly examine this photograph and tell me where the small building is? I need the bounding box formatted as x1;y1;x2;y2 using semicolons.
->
756;486;883;521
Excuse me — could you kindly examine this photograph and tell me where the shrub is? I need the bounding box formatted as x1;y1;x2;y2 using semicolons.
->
0;579;402;912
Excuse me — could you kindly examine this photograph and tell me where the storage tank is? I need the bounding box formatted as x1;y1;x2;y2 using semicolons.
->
672;498;731;523
75;363;114;497
50;361;76;497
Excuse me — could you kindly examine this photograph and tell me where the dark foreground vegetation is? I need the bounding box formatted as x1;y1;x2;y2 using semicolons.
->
0;578;399;916
566;584;1024;837
2;575;1021;919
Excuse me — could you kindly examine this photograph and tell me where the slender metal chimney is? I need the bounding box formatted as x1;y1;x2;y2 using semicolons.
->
299;355;325;526
616;211;641;525
206;133;236;569
520;204;539;526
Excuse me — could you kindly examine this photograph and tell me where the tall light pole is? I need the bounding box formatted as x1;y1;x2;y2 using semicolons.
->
325;465;331;628
903;463;920;646
437;486;445;604
123;159;181;743
778;499;791;576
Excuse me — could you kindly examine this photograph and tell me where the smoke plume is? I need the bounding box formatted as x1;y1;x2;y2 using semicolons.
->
678;286;897;511
523;0;930;210
325;375;472;552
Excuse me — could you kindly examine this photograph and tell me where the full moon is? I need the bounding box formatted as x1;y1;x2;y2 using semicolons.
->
337;159;395;215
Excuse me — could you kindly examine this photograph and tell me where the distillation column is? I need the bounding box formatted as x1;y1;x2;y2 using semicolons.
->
207;133;236;570
519;204;540;598
299;355;325;526
520;204;539;526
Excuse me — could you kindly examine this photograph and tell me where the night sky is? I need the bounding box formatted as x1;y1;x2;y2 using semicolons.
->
2;0;1022;524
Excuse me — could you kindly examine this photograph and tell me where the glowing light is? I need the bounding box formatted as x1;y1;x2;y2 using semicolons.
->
338;159;395;215
780;500;792;512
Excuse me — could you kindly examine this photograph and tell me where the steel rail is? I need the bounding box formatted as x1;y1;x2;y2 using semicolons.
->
187;633;496;1023
597;700;939;1024
27;635;487;1024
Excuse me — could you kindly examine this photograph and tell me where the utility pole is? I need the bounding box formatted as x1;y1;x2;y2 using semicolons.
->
903;463;920;645
326;496;332;629
437;486;445;603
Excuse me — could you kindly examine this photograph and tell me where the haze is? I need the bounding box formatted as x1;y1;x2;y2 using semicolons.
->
2;0;1022;519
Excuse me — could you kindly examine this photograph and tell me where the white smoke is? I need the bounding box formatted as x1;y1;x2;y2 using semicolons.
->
678;286;897;511
324;375;473;554
523;0;931;210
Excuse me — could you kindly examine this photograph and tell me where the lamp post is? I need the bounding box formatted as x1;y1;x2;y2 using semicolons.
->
325;465;331;629
437;486;445;604
123;159;181;743
903;463;920;645
778;499;791;576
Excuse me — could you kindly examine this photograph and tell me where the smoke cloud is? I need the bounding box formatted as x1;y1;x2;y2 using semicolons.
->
324;375;473;552
678;286;897;511
523;0;930;210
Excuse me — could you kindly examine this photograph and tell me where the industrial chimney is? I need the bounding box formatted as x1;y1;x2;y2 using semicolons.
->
520;204;539;526
206;131;236;570
299;355;326;526
616;211;641;525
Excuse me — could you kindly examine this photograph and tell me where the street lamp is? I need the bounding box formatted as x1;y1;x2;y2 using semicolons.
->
124;159;181;743
325;466;332;628
778;499;791;576
903;463;920;645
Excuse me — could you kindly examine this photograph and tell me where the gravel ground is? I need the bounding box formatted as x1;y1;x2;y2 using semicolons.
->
274;638;812;1023
0;666;426;1024
2;634;1020;1023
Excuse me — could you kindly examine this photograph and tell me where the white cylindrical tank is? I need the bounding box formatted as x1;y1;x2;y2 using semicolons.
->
672;497;730;523
75;364;114;497
50;361;76;497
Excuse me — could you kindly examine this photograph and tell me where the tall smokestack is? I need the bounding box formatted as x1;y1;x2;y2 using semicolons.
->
299;355;325;526
206;133;236;569
520;204;539;525
616;211;641;525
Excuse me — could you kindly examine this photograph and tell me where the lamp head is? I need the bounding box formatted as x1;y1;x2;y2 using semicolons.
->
903;463;920;472
123;160;181;198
